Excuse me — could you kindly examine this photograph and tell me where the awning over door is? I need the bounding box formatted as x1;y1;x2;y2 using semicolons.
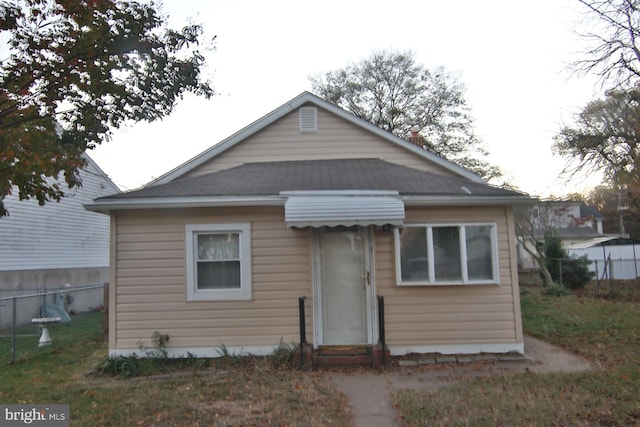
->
283;191;405;228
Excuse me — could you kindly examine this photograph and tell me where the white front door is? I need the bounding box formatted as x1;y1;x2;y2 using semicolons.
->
317;227;369;345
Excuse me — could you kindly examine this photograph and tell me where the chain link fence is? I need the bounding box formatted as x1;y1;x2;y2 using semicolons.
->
0;284;105;363
553;256;640;299
588;257;640;281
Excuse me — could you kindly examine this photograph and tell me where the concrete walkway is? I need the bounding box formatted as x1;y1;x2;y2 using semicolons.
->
330;335;593;427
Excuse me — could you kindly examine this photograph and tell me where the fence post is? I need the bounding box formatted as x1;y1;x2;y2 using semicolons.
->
595;261;600;298
40;286;46;317
103;282;109;337
634;243;638;278
608;255;614;293
10;297;16;364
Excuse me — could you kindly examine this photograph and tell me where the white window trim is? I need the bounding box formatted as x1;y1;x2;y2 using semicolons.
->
394;223;499;286
185;223;252;301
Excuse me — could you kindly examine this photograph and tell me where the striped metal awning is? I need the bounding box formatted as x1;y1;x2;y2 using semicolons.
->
283;191;405;228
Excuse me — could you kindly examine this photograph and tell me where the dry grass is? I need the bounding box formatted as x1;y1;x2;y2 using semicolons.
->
393;279;640;426
0;313;351;426
7;277;640;426
77;362;350;426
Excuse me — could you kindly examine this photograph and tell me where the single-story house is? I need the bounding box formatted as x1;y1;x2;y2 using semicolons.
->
87;92;530;364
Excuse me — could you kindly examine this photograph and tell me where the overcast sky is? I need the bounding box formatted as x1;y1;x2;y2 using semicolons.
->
91;0;603;197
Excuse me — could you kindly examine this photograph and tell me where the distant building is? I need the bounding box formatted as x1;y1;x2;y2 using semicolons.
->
0;155;120;289
519;200;606;270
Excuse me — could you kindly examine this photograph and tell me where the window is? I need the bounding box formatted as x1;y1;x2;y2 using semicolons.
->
395;224;498;285
186;224;252;301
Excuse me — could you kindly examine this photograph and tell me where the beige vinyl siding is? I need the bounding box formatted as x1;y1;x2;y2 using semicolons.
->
375;206;522;347
184;107;457;178
111;207;312;350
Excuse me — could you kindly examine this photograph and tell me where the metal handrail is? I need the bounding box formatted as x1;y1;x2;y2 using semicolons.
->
298;296;307;369
298;296;307;345
377;295;386;366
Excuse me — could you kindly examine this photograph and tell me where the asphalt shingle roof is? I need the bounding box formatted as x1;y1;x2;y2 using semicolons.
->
102;158;524;200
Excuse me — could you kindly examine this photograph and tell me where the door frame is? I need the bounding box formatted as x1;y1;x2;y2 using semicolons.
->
312;226;377;348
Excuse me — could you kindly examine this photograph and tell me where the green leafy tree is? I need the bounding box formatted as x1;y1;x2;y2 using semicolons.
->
0;0;215;216
553;88;640;204
309;50;501;181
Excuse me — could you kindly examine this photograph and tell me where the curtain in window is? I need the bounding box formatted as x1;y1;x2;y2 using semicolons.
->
399;227;429;281
433;227;462;281
197;233;241;289
465;225;493;280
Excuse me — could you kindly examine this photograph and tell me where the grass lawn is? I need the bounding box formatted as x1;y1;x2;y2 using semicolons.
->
4;280;640;426
0;312;351;426
394;280;640;426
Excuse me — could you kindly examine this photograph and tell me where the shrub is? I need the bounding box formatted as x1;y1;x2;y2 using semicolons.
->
541;230;564;282
558;255;594;289
541;230;594;290
542;282;571;297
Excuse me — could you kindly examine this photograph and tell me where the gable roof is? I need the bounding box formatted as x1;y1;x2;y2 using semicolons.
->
149;92;484;186
87;159;529;213
580;204;603;219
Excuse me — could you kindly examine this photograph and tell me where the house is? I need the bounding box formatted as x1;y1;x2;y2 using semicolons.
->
0;154;120;289
87;92;530;364
518;201;606;270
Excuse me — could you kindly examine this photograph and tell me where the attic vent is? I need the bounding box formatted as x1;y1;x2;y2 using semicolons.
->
299;107;318;132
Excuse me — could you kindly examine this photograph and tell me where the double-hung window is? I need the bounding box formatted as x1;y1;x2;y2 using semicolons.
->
186;224;252;301
395;223;498;285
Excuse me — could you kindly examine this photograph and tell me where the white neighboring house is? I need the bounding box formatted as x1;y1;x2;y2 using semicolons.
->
0;154;120;289
518;200;606;270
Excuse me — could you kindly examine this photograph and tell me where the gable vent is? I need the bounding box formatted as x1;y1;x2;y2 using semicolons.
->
299;107;318;132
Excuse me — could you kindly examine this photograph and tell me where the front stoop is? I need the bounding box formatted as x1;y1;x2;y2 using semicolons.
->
297;344;390;370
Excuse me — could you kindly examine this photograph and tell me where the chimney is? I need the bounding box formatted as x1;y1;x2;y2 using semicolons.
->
407;127;425;148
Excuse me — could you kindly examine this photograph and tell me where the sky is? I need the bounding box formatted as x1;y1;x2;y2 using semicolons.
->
91;0;604;198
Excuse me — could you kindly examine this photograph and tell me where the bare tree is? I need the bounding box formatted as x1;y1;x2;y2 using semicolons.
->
573;0;640;87
514;202;555;285
309;50;502;181
514;200;593;285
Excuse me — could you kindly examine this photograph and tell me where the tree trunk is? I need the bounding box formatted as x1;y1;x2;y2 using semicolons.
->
518;238;554;286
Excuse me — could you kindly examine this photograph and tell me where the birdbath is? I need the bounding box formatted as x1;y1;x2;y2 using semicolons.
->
31;317;62;347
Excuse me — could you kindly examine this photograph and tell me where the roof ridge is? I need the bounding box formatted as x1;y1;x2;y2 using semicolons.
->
147;92;483;187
